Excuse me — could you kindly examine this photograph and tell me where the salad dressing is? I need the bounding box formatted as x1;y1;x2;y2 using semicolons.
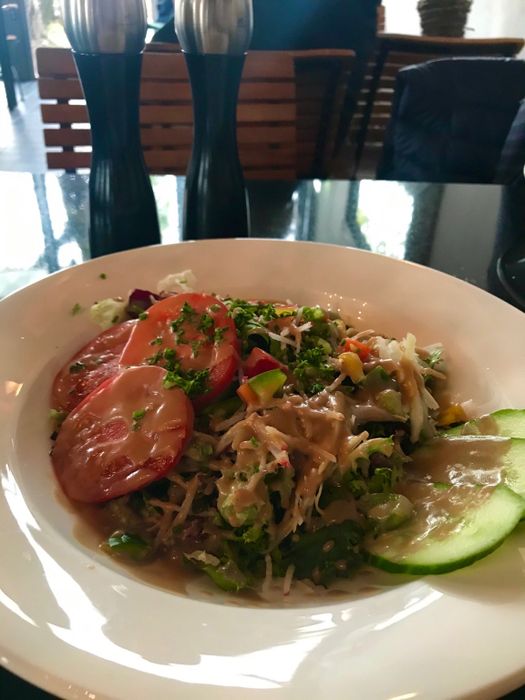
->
72;503;393;605
380;436;511;554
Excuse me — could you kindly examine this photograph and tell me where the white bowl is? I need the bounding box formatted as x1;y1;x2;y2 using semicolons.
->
1;239;524;700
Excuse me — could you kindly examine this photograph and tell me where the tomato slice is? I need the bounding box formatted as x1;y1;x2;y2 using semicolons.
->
52;365;194;503
120;293;239;409
243;348;285;378
51;320;136;413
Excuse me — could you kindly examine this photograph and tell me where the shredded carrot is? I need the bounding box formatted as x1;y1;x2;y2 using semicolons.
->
340;337;372;360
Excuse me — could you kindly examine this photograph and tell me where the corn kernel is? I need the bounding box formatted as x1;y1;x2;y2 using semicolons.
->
275;305;297;317
340;351;364;383
437;404;467;427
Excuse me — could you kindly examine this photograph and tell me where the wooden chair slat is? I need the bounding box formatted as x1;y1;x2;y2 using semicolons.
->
38;46;354;178
44;127;91;147
39;78;84;100
39;78;296;104
243;168;297;180
47;151;91;169
36;47;77;77
41;101;295;127
41;103;88;124
44;124;297;150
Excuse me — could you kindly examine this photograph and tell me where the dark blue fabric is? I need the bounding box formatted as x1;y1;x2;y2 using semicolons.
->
495;99;525;185
377;58;525;184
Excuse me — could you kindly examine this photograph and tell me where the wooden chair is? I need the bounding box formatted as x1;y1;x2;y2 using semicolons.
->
37;46;354;179
347;33;525;178
377;4;386;34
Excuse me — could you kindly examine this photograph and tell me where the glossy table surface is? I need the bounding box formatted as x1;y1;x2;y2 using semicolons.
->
1;173;524;309
1;172;524;700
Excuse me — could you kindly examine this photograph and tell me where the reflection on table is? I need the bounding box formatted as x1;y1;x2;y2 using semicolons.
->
1;172;523;312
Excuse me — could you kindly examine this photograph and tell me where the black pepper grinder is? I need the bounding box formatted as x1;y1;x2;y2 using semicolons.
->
175;0;253;239
63;0;160;257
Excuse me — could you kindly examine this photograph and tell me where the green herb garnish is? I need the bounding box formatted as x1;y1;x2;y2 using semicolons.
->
131;408;147;431
69;361;86;374
213;326;226;344
49;408;67;429
191;339;203;358
163;368;209;397
291;346;336;395
198;313;214;333
146;350;163;366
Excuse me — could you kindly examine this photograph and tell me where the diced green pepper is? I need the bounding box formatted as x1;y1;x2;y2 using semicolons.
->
362;366;391;391
377;389;403;416
248;369;287;402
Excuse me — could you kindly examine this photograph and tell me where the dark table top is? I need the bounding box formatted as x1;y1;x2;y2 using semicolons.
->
1;172;524;309
1;172;524;699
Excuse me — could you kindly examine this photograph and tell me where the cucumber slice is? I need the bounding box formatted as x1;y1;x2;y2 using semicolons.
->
365;484;524;575
443;408;525;439
502;438;525;500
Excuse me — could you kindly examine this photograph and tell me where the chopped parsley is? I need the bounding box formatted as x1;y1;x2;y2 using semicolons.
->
131;408;147;431
71;303;82;316
213;326;226;344
146;347;179;371
49;408;67;428
173;328;186;345
163;368;209;397
163;347;177;366
170;302;196;339
226;299;279;342
292;346;336;395
138;311;149;321
191;339;203;358
249;437;260;448
181;302;196;323
147;350;163;366
198;313;214;333
150;336;163;346
425;347;443;369
69;361;86;374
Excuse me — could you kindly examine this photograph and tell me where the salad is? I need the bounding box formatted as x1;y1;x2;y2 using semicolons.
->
49;274;525;597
